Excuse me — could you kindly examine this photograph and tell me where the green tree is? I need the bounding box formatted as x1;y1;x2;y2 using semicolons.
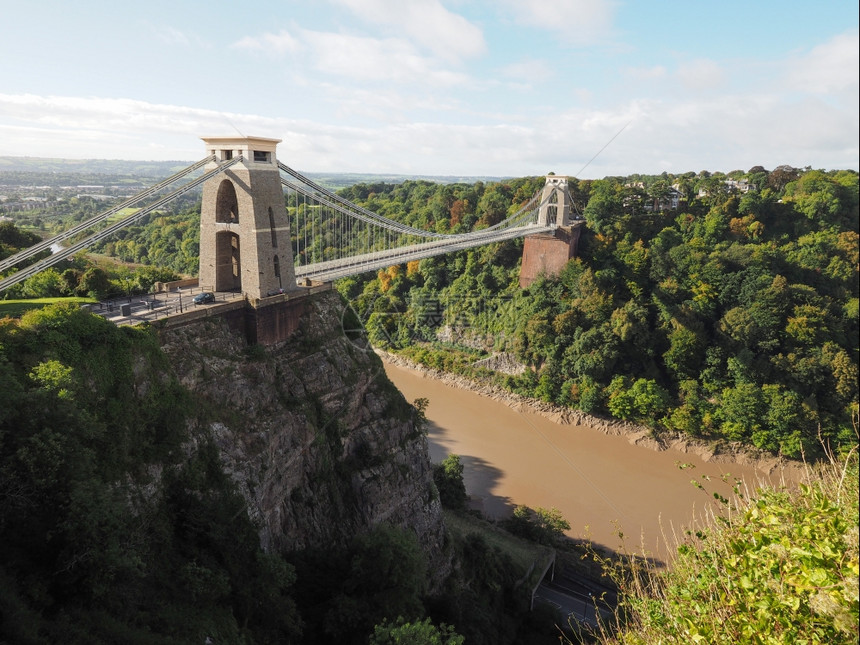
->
20;267;65;298
325;524;427;641
433;454;468;510
0;221;40;252
629;378;671;422
583;180;622;235
505;505;570;545
477;184;512;227
718;383;765;441
663;321;706;381
370;617;465;645
77;266;113;299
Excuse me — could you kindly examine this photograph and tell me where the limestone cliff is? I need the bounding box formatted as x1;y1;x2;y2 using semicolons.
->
157;291;448;581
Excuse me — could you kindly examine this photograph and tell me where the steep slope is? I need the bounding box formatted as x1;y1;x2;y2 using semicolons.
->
158;290;448;578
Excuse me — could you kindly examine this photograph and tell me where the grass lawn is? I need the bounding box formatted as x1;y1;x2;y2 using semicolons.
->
105;206;142;223
0;297;98;318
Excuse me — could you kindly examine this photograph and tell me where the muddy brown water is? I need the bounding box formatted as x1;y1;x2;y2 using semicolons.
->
383;361;801;561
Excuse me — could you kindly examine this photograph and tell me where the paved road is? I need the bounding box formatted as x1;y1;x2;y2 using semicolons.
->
89;288;243;326
533;566;616;631
535;583;600;627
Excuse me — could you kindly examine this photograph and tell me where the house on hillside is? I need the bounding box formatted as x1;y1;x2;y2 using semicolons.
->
623;182;683;212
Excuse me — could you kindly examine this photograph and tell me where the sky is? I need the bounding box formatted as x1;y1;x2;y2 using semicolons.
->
0;0;857;179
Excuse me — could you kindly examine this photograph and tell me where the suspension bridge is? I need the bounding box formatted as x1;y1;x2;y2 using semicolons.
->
0;136;581;300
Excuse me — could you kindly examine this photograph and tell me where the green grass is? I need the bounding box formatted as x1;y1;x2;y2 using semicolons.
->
0;297;97;318
444;509;554;589
105;207;141;223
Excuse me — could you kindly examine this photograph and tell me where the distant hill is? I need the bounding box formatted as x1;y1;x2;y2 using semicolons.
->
0;156;190;177
0;156;506;189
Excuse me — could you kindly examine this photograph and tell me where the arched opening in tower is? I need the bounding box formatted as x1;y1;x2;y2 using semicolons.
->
215;231;241;291
215;180;239;223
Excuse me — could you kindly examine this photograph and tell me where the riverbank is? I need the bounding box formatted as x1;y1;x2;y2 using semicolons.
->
380;350;809;557
377;349;804;478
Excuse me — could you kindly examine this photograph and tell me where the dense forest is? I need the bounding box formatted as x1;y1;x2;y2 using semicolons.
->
336;167;859;458
4;165;858;457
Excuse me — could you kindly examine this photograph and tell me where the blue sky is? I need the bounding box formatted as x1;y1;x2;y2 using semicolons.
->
0;0;857;178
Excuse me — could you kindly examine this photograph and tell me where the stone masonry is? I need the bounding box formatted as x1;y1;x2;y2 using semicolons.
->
520;176;583;287
198;136;297;299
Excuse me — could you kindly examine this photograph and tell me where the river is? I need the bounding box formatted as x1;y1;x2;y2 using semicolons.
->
383;361;800;561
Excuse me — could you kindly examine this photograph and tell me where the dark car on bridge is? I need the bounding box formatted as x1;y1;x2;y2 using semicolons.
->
193;292;215;305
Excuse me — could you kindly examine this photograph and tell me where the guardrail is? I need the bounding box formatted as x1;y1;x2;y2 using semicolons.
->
89;287;245;327
90;282;333;327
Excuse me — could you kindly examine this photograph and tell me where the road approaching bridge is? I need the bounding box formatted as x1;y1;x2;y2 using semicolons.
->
87;287;245;326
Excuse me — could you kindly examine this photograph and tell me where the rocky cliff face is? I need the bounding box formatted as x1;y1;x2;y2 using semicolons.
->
157;291;448;580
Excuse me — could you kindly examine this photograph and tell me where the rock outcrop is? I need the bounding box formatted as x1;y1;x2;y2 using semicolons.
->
158;291;448;582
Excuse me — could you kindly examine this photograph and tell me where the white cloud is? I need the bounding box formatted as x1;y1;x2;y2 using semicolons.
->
151;26;209;49
328;0;486;62
0;85;856;177
315;82;460;123
0;94;273;160
302;30;469;85
498;0;617;43
675;58;726;92
622;65;667;80
783;30;859;96
498;58;556;86
230;24;470;87
232;28;302;55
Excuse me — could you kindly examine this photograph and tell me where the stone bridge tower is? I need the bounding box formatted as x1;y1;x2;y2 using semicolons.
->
198;136;296;299
519;175;584;288
537;175;573;227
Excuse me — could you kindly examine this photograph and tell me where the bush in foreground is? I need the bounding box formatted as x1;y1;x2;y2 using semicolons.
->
586;450;859;644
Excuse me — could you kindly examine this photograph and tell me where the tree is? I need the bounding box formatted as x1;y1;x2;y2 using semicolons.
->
767;164;799;193
78;266;113;299
583;180;622;235
718;383;764;441
504;505;570;545
433;454;467;510
370;617;465;645
20;267;65;298
0;221;40;256
663;321;706;381
648;179;673;211
325;524;427;641
629;378;671;422
477;184;512;227
606;375;636;420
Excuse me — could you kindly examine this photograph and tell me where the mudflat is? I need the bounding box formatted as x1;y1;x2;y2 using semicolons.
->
383;361;800;560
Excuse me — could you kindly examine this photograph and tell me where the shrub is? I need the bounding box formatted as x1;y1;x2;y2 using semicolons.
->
589;453;860;644
433;454;467;510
